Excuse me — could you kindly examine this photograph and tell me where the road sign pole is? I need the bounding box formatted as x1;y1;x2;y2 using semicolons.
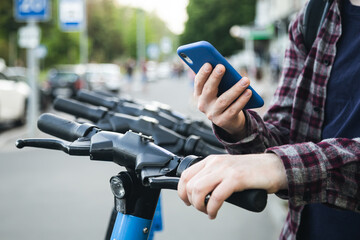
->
26;20;40;137
15;0;49;136
80;0;88;64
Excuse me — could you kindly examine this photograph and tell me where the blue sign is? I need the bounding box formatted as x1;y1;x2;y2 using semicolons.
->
14;0;50;21
59;0;84;32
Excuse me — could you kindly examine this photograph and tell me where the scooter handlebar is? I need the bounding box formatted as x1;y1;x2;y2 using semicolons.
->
76;90;116;109
53;97;107;123
37;113;97;141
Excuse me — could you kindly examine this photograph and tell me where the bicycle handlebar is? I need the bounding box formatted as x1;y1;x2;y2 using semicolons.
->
18;113;267;213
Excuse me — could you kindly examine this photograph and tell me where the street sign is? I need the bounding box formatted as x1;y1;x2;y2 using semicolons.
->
147;44;160;60
36;44;48;58
59;0;84;32
14;0;50;21
18;24;41;49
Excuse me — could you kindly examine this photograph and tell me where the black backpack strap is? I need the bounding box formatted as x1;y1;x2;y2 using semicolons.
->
302;0;333;52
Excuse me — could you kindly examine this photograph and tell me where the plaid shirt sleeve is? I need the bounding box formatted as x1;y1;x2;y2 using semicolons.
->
267;138;360;210
213;1;360;238
214;2;309;155
214;2;308;155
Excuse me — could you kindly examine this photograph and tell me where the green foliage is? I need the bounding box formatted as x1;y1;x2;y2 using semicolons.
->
88;0;125;62
0;0;80;67
0;0;22;37
41;28;80;67
0;0;174;69
180;0;256;56
41;0;80;67
110;6;174;60
82;0;174;63
0;0;24;65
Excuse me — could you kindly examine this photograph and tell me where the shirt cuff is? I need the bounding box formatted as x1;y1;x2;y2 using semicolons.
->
266;143;328;207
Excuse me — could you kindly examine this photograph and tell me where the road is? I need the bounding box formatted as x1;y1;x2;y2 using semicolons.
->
0;75;286;240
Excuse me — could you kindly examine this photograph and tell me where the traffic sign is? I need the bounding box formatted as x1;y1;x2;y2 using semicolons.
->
18;24;41;49
59;0;85;32
36;44;48;58
14;0;50;21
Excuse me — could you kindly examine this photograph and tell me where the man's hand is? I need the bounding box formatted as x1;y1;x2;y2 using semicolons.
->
177;153;288;219
194;63;252;138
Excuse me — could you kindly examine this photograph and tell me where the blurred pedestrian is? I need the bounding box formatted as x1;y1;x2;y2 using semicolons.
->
178;0;360;239
269;52;281;83
140;60;148;93
124;58;135;92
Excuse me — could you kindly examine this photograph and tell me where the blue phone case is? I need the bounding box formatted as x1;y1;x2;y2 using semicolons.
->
177;41;264;109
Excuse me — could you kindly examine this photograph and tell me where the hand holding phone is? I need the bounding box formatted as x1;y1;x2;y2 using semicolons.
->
177;41;264;110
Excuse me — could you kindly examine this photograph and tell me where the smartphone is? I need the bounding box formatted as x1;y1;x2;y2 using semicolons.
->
177;41;264;109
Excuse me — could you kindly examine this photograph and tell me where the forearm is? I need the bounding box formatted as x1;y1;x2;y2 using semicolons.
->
267;137;360;211
214;109;291;154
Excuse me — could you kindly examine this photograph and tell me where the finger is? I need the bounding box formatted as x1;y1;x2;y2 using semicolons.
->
194;63;212;98
206;180;236;219
201;64;225;98
187;172;222;213
212;77;250;115
224;89;252;116
177;160;206;206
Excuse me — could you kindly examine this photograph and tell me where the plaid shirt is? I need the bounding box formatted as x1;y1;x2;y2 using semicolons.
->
214;0;360;239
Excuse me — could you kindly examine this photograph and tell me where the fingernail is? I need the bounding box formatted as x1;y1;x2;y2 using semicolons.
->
204;64;211;73
216;65;224;74
240;78;249;86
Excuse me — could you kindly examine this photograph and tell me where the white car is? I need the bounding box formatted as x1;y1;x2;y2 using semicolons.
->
85;64;123;93
0;72;30;125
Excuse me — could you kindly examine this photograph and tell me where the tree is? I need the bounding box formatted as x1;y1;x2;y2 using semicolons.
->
180;0;256;56
87;0;126;62
0;0;175;68
0;0;25;66
0;0;80;68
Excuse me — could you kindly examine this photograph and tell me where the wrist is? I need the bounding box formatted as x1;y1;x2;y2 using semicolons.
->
223;111;247;141
266;153;288;193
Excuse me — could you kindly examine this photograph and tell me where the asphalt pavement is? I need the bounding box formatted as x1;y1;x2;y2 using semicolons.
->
0;74;287;240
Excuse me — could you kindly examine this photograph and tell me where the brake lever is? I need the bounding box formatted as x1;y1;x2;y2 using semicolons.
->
146;155;267;213
16;138;91;156
147;176;179;190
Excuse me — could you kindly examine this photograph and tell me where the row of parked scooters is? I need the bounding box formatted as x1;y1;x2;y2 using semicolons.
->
16;90;267;240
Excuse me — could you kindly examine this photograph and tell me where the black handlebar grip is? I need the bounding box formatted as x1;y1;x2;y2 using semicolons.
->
76;90;115;109
206;189;267;213
184;135;226;156
187;125;224;148
177;156;267;212
53;97;106;123
37;113;96;141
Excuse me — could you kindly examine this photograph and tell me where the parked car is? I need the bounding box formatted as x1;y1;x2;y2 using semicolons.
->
147;61;172;82
0;71;30;126
4;67;49;111
45;65;88;100
85;63;122;93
